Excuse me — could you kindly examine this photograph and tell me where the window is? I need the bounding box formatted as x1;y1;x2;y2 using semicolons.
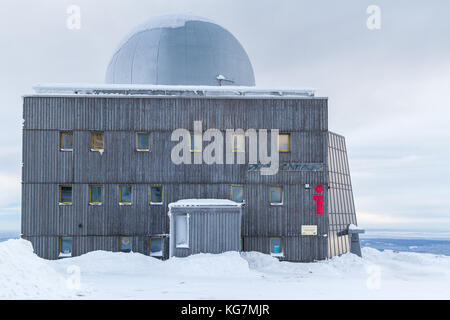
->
91;132;104;151
278;134;290;152
120;236;132;253
150;237;163;257
137;132;150;151
175;214;189;248
89;185;103;205
231;185;244;203
270;186;283;205
190;133;202;152
60;132;73;151
150;186;163;205
59;185;72;205
232;133;245;152
270;238;283;256
119;185;132;205
59;237;73;257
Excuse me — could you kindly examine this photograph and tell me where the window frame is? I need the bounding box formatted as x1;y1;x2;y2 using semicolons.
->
59;236;73;258
270;186;283;206
90;131;105;151
60;131;73;151
231;185;244;203
150;236;164;257
59;185;73;205
278;133;291;153
190;133;202;153
119;236;132;253
136;132;150;152
270;237;284;257
175;214;190;249
150;186;163;205
89;185;103;205
119;185;132;205
232;133;245;152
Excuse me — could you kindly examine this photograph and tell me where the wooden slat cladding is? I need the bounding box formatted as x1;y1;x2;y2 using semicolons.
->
22;95;332;261
23;97;328;131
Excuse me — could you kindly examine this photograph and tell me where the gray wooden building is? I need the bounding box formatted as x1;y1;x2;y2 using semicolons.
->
21;14;362;261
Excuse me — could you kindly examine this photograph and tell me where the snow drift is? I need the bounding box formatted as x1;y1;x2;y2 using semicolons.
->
0;240;75;299
1;239;449;299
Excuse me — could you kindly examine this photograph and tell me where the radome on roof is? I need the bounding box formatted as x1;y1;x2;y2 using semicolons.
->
21;14;362;261
105;13;255;86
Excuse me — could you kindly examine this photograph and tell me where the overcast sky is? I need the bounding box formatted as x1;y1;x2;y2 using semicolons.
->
0;0;449;232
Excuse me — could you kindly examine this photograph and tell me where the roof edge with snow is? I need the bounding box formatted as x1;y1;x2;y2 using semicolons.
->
168;199;243;209
28;83;316;98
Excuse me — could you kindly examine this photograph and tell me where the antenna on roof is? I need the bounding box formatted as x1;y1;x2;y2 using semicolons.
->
216;74;234;86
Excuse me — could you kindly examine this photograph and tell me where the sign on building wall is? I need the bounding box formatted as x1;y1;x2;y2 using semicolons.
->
301;225;318;236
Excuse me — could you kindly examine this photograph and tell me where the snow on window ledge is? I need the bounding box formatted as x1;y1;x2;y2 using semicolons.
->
150;251;163;257
271;253;284;258
90;149;105;155
176;244;189;249
58;203;72;206
59;253;72;258
89;203;102;206
150;202;163;206
119;203;132;206
270;203;284;206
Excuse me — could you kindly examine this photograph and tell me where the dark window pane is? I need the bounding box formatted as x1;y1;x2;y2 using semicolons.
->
232;186;244;203
90;186;102;203
271;238;282;254
151;238;162;253
270;187;282;204
120;186;132;203
61;237;72;254
120;237;132;253
61;132;73;150
61;186;72;203
151;187;163;203
138;133;149;150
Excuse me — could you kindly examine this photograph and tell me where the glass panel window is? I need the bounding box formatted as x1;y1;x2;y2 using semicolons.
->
278;134;290;152
89;185;103;204
60;237;73;257
150;186;163;204
120;236;132;253
232;133;245;152
231;186;244;203
137;132;150;151
119;185;132;204
190;134;202;152
270;186;283;205
60;132;73;151
91;132;104;150
270;238;283;255
59;185;72;204
150;237;163;256
175;214;189;248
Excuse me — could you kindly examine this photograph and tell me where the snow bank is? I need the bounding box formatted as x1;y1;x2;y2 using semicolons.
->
0;239;75;299
166;251;250;276
1;239;450;299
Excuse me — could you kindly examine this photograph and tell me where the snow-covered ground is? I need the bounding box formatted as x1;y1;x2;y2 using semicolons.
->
1;239;449;299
